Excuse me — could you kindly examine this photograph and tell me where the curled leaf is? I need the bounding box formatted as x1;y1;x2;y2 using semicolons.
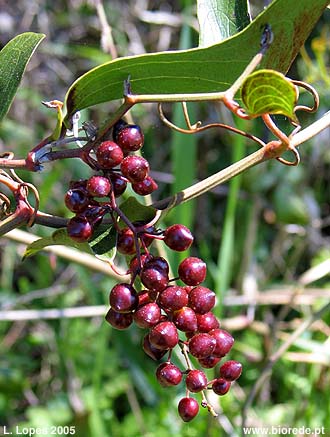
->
241;69;298;120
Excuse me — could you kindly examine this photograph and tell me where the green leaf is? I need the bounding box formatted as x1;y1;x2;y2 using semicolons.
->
89;225;117;261
197;0;251;46
241;69;298;119
23;228;92;259
63;0;328;121
0;32;45;123
118;197;157;229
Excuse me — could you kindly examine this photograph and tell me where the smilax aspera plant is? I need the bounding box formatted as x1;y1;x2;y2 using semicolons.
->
0;0;330;428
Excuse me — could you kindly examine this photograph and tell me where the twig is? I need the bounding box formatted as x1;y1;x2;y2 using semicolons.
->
0;305;107;321
3;229;129;281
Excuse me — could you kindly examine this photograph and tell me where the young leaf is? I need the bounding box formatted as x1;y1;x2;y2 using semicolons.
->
118;197;156;228
64;0;328;121
0;32;45;123
23;228;92;259
197;0;251;46
241;69;298;119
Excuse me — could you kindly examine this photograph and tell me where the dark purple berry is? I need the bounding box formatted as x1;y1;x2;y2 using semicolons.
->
188;333;216;358
209;329;234;357
112;119;128;142
116;124;144;153
144;257;169;274
219;360;242;381
178;257;207;286
86;175;111;197
132;176;158;195
185;370;207;393
149;321;179;350
198;355;221;369
212;378;231;395
109;283;138;313
178;397;199;422
120;155;149;183
117;228;136;255
173;307;198;332
109;173;127;197
158;286;188;312
156;362;182;387
188;286;216;314
96;141;124;168
164;224;194;252
133;302;161;328
65;188;90;213
67;216;93;242
105;308;133;330
129;253;153;276
142;334;168;360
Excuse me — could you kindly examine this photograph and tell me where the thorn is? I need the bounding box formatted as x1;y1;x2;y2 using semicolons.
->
260;24;273;54
124;75;132;96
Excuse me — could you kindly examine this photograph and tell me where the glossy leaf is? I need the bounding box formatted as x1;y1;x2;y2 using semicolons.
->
89;225;117;261
0;32;45;123
23;228;92;259
118;197;156;229
64;0;328;122
241;69;298;119
197;0;251;46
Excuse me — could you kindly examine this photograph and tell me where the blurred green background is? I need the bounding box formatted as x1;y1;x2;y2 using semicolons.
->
0;1;329;436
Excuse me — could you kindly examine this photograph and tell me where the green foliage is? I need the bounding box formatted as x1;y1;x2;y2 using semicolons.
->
0;32;45;123
241;69;298;119
197;0;251;46
63;0;329;121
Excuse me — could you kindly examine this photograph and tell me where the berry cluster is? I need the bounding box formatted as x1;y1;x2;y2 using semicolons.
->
64;120;242;422
106;249;242;421
64;120;158;243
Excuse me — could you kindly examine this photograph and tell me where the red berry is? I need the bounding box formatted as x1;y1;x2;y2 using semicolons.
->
196;312;220;332
140;266;169;292
117;124;144;153
86;175;111;197
212;378;231;395
117;228;136;255
65;188;90;213
178;257;207;286
109;283;138;313
132;176;158;195
185;370;207;392
173;307;198;332
198;355;221;369
164;224;194;252
178;397;199;422
105;308;133;330
96;141;124;168
142;334;168;360
120;155;149;183
158;286;188;312
156;362;182;387
149;321;179;350
188;333;216;358
67;216;93;242
188;286;216;314
133;302;161;328
129;253;153;276
209;329;234;357
219;360;242;381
